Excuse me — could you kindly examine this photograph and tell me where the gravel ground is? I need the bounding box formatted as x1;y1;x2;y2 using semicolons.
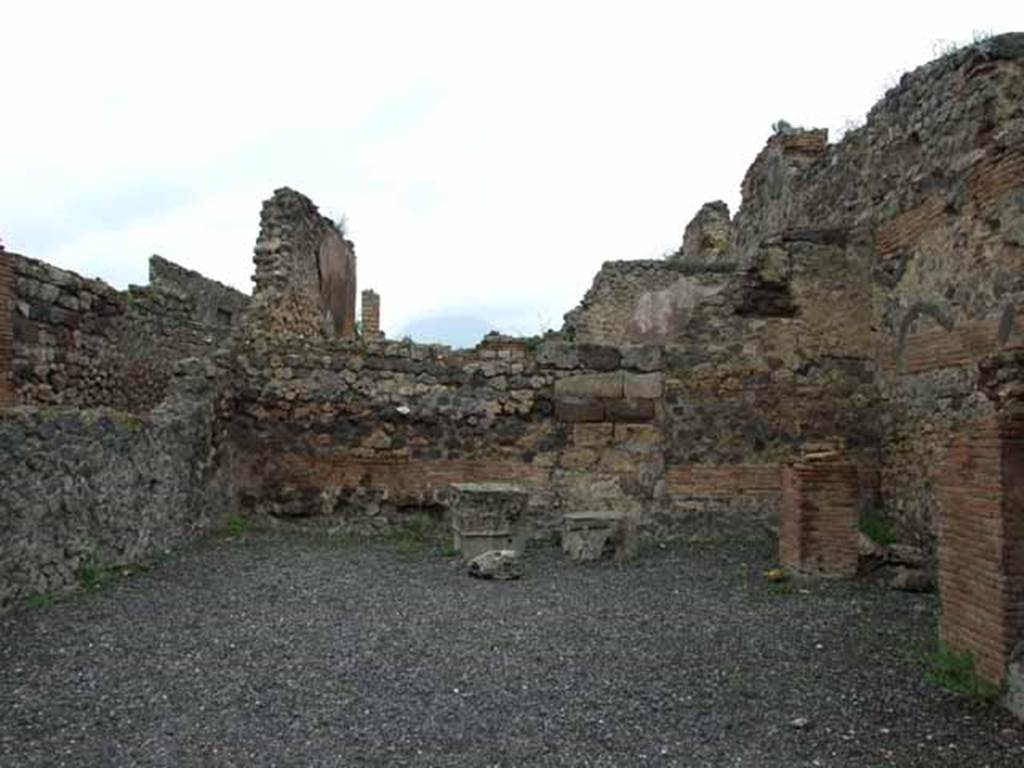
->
2;532;1023;767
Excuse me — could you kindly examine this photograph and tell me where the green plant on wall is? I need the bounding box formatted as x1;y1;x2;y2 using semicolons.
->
859;509;896;547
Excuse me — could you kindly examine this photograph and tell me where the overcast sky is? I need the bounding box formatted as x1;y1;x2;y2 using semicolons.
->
2;2;1020;346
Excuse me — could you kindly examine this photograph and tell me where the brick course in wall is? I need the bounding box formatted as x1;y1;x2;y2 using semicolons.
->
937;417;1024;684
281;455;549;499
881;310;1024;376
663;465;781;497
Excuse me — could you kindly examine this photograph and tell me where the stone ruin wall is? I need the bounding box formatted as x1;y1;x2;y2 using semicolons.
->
224;295;878;546
5;249;249;412
0;245;14;407
0;247;246;610
227;337;672;538
247;187;357;340
1;33;1023;707
149;255;250;328
559;220;878;545
556;35;1024;694
0;361;230;610
564;35;1024;550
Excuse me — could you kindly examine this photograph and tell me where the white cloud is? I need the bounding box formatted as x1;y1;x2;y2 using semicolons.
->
2;1;1020;342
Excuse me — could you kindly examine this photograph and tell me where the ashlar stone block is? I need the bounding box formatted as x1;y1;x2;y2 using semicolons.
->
562;511;637;563
450;482;530;561
554;372;623;399
623;372;663;400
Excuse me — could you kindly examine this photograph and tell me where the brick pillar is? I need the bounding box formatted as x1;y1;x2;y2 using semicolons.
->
780;454;860;577
937;417;1024;684
361;289;382;339
0;248;14;407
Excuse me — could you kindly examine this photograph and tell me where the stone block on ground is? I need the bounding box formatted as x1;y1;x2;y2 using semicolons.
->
562;511;637;563
467;549;522;580
886;543;927;569
450;482;530;561
889;566;933;593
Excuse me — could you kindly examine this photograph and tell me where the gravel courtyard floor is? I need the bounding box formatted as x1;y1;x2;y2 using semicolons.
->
2;532;1023;767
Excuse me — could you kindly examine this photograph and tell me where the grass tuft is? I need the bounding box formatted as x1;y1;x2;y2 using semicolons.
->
926;643;1002;701
24;592;54;609
78;555;112;591
225;515;254;536
384;512;447;559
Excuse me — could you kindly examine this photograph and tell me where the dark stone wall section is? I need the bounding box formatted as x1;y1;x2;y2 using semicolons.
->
0;249;14;407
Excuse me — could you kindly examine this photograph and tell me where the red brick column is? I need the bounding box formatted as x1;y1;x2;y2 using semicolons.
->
361;289;382;339
780;457;860;577
937;417;1024;684
0;249;14;407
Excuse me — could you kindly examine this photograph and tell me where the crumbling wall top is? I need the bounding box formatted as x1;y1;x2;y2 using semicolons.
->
148;255;249;327
247;187;357;340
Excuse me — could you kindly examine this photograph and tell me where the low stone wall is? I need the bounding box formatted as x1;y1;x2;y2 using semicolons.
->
228;336;662;536
0;363;228;610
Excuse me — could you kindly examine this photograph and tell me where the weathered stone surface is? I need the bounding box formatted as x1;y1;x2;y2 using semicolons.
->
560;447;600;470
605;398;655;423
623;372;663;400
6;251;247;413
467;549;522;580
857;532;885;563
0;369;227;610
672;200;734;268
554;398;606;423
318;228;357;338
554;372;623;399
248;187;355;339
535;341;578;369
889;567;933;593
450;482;530;561
0;250;13;407
613;423;662;451
573;423;614;447
620;344;663;372
1009;656;1024;721
576;344;621;371
562;511;637;562
886;544;927;569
